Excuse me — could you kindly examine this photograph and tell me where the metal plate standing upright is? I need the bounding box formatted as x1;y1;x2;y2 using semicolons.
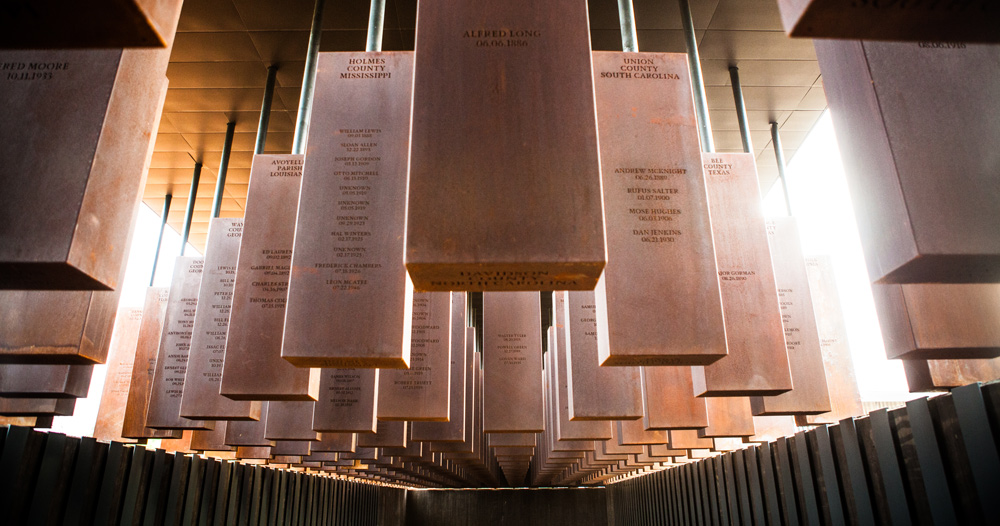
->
592;52;726;366
751;218;832;416
693;152;791;396
551;293;612;440
377;292;451;421
122;287;180;439
482;292;543;433
405;0;606;291
563;290;642;421
282;52;413;368
410;302;470;442
94;306;143;442
802;256;863;424
221;154;317;401
815;40;1000;283
313;369;379;433
145;257;211;430
0;21;177;290
872;283;1000;360
181;218;259;420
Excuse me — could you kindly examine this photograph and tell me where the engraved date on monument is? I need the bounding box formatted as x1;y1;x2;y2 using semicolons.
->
463;29;540;48
1;61;69;81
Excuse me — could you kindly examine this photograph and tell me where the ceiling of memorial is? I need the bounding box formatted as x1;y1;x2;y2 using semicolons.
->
146;0;825;251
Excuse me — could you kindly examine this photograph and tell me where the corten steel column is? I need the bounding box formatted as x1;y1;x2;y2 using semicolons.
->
367;0;386;52
149;194;172;286
292;0;326;155
679;0;714;152
771;121;794;216
730;66;753;154
618;0;638;52
180;163;201;255
210;121;236;219
255;65;278;155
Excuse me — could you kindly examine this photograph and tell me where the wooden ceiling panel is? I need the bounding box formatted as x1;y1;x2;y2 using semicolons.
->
705;85;811;112
702;59;820;87
780;110;825;132
170;32;262;62
153;133;192;152
176;0;246;32
163;87;279;113
224;111;296;133
698;30;817;61
798;86;828;111
163;112;233;134
166;61;269;88
631;0;720;30
181;132;258;153
708;0;785;31
151;151;197;170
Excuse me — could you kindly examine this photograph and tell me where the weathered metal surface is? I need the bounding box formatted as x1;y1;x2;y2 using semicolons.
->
0;0;183;48
803;256;864;425
901;358;1000;392
548;304;613;440
264;401;317;441
482;292;543;433
0;38;174;289
313;433;357;453
776;0;1000;43
190;422;233;452
694;152;792;396
222;154;318;401
746;415;799;443
700;397;756;438
224;401;272;447
283;52;413;368
872;283;1000;360
378;292;451;421
593;51;726;366
0;397;75;416
0;363;92;398
181;218;258;421
122;287;179;439
145;257;211;430
640;366;708;430
563;290;642;420
410;310;470;442
618;419;669;446
815;40;1000;283
405;0;606;292
357;421;407;448
94;306;144;442
751;218;832;416
313;369;379;433
669;429;714;450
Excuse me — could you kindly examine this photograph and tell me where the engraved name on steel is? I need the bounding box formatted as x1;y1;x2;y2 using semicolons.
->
564;290;642;421
282;52;413;368
222;154;318;401
145;257;211;430
693;152;792;396
405;0;606;292
378;292;451;421
313;368;379;433
482;292;543;433
181;218;258;420
122;287;179;439
592;52;726;366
